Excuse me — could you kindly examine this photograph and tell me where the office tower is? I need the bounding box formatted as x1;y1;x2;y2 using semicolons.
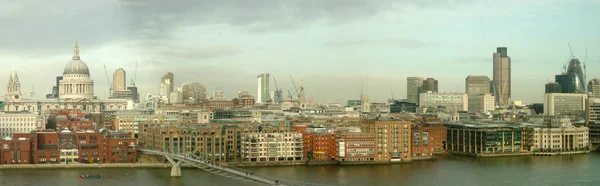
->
407;77;424;104
465;76;491;95
468;94;495;112
422;78;438;93
554;58;585;94
257;73;270;103
493;47;511;107
181;82;206;104
113;68;126;92
589;78;600;98
544;93;587;118
212;88;225;101
419;92;468;112
545;82;562;93
159;72;174;100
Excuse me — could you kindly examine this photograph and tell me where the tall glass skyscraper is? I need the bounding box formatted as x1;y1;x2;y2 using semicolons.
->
257;73;270;103
493;47;511;107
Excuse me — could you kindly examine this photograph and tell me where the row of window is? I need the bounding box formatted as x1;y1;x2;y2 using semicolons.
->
0;117;37;122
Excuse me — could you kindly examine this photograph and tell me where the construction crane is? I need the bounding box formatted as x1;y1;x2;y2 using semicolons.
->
130;59;138;87
103;65;113;97
287;90;293;101
273;77;280;91
290;75;299;96
568;42;575;59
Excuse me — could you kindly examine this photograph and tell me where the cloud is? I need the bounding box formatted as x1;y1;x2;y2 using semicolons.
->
116;0;480;37
325;39;435;48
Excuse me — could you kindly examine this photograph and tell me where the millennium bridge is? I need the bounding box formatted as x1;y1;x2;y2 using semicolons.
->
138;149;332;186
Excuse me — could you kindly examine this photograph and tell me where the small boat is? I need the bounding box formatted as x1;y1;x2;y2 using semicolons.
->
79;174;104;179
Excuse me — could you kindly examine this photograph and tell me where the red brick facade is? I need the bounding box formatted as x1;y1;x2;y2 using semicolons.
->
414;124;447;154
0;129;137;165
1;137;31;164
302;130;336;161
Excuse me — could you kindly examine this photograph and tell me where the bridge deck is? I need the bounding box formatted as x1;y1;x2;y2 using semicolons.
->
139;149;332;186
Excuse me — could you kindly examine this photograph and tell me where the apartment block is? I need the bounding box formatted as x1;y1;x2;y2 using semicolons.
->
241;132;303;162
335;131;376;162
413;124;446;154
360;119;412;162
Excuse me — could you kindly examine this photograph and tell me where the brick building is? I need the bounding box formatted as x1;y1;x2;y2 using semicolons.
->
414;124;447;154
335;131;376;162
411;130;434;160
1;135;31;164
0;129;136;165
302;127;336;161
360;118;412;162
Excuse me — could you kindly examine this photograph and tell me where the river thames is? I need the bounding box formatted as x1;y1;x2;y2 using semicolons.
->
1;153;599;186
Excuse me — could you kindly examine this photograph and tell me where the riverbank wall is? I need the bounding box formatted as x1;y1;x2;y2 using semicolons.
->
0;163;198;169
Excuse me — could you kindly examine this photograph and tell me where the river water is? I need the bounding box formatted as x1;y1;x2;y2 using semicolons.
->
1;153;599;186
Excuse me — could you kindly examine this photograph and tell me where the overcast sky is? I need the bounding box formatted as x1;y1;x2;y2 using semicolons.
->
0;0;599;104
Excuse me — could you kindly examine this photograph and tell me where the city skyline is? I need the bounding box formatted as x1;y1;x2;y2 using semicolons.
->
1;0;599;104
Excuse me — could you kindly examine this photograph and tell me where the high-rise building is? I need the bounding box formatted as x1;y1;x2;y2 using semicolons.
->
181;82;206;104
270;90;283;103
589;78;600;98
468;94;495;112
465;76;491;95
257;73;270;103
212;88;225;101
565;58;586;93
545;82;562;93
493;47;511;107
407;77;424;104
422;78;438;93
544;93;587;118
113;68;126;92
159;72;174;100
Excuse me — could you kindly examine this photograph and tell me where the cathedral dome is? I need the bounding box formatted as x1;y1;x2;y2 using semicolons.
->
63;39;90;75
63;59;90;75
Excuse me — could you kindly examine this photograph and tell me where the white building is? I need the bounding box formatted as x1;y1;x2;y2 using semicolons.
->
544;93;587;118
419;92;468;111
256;73;270;103
529;117;589;153
169;90;183;104
241;132;303;162
212;88;225;101
4;40;130;113
0;112;44;139
468;94;495;112
369;103;390;113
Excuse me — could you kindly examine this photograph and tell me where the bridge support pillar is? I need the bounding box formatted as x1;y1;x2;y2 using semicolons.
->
165;155;183;177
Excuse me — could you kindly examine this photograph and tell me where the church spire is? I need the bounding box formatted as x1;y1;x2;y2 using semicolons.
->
8;73;13;92
73;39;80;60
14;71;19;85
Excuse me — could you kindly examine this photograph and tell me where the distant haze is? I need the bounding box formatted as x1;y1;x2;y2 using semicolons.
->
0;0;599;104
